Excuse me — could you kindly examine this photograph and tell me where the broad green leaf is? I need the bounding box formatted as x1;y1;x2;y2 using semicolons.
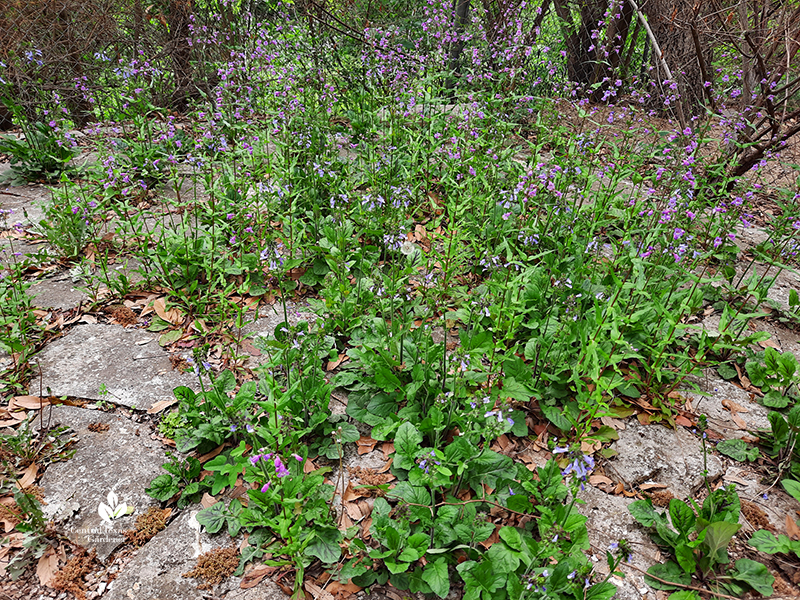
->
394;422;423;458
669;499;696;537
305;528;342;564
425;558;450;599
336;422;361;444
628;499;661;528
398;533;429;562
747;530;796;555
762;390;790;408
702;521;740;562
667;592;700;600
716;439;758;462
731;558;774;596
674;544;696;574
145;474;180;501
782;479;800;504
586;582;617;600
645;561;691;590
498;526;522;551
486;542;520;574
196;503;226;534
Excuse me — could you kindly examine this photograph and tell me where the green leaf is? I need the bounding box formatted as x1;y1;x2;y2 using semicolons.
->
145;474;180;501
539;403;572;430
398;532;429;562
716;439;758;462
486;542;520;574
674;544;696;574
394;421;423;458
667;592;700;600
628;499;661;528
196;503;226;534
425;558;450;599
747;530;795;554
717;363;737;380
702;521;741;562
731;558;774;596
586;582;617;600
761;390;790;408
304;528;342;564
669;499;696;537
645;562;691;590
782;479;800;504
589;425;619;443
498;526;522;551
159;329;183;346
336;423;361;444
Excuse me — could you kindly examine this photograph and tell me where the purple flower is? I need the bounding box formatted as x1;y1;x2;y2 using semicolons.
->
274;456;289;477
261;482;270;493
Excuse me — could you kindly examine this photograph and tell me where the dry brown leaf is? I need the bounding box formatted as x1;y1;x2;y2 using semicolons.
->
79;315;97;324
622;488;638;497
675;415;693;427
344;501;363;521
326;580;363;599
722;399;749;414
377;458;393;473
758;338;781;350
17;463;38;489
304;458;318;474
342;482;361;503
11;396;50;410
614;482;625;495
196;444;226;465
787;515;800;540
240;564;273;589
356;436;378;456
589;475;613;486
240;339;261;357
381;442;394;460
153;297;183;325
338;511;354;531
731;414;748;430
201;493;217;509
0;415;25;427
477;526;500;550
326;353;347;371
147;398;178;414
599;416;625;430
640;483;668;491
36;546;58;587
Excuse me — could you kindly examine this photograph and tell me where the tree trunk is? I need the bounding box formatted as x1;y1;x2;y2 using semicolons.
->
641;0;709;118
166;0;194;112
445;0;471;96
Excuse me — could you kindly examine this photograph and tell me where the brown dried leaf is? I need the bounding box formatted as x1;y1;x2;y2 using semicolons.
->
153;297;183;325
17;463;38;489
758;338;781;350
342;482;361;503
11;396;49;410
640;483;668;491
731;414;748;430
240;564;272;589
147;398;178;414
356;436;378;456
201;494;217;509
326;353;347;371
345;501;363;521
36;546;58;587
477;526;500;550
722;399;749;414
787;515;800;540
377;458;393;474
197;444;226;464
675;415;693;428
381;442;394;460
326;580;363;599
589;475;613;486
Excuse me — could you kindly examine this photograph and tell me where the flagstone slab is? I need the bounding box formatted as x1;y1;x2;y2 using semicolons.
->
26;270;90;310
31;323;198;411
37;405;166;562
104;510;289;600
604;420;724;499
